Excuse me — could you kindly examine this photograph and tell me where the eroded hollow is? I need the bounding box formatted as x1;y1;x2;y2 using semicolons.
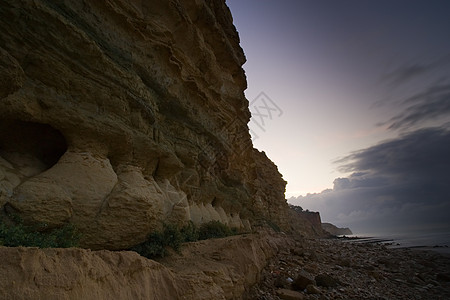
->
0;120;67;173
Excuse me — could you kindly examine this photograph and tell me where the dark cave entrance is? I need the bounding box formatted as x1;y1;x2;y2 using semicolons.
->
0;120;68;171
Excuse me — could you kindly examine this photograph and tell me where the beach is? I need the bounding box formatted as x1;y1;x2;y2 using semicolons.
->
247;236;450;299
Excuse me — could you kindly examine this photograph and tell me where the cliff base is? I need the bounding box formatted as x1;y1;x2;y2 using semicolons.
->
0;231;291;300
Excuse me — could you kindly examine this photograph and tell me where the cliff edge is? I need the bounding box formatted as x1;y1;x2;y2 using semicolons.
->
0;232;291;300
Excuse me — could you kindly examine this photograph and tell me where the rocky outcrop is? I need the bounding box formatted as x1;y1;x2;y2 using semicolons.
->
0;0;290;249
0;232;290;300
288;209;326;237
322;223;353;236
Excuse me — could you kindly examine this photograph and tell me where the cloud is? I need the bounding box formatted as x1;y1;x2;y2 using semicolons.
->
387;83;450;130
290;127;450;234
338;127;450;181
383;63;432;87
377;55;450;130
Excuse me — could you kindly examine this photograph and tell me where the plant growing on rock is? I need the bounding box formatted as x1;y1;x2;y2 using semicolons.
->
131;223;187;259
179;221;199;242
198;220;237;240
132;221;238;259
0;216;80;248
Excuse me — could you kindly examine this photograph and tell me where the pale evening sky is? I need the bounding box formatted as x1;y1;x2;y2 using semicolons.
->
226;0;450;234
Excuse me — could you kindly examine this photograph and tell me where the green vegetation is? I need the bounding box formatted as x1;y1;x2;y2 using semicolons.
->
289;204;303;212
198;220;237;240
131;223;183;259
0;216;80;248
131;221;238;259
0;215;238;259
179;221;199;242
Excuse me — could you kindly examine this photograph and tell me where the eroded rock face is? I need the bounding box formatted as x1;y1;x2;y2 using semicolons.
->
0;0;289;249
0;232;290;300
322;223;353;236
289;210;326;237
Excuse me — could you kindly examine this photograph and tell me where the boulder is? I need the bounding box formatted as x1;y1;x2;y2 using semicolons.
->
277;288;305;300
315;273;339;288
306;284;321;294
292;270;315;291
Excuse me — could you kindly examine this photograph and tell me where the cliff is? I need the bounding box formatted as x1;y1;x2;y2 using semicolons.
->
0;0;290;250
0;232;291;300
284;204;326;237
322;223;353;236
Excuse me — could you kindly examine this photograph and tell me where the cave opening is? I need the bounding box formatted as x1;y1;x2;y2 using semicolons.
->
0;120;68;172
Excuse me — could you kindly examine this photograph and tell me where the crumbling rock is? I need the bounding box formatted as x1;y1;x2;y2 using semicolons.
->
0;232;289;300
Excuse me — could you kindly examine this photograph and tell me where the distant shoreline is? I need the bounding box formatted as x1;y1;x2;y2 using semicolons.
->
331;234;450;255
249;233;450;299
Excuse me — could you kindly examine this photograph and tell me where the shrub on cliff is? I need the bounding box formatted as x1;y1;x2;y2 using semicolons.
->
131;231;167;258
198;220;236;240
180;221;199;242
131;223;185;259
132;221;237;259
289;204;303;212
0;217;80;248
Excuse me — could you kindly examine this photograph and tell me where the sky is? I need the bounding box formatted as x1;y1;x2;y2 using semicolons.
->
226;0;450;234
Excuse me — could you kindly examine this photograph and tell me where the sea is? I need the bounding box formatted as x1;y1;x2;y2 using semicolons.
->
341;230;450;255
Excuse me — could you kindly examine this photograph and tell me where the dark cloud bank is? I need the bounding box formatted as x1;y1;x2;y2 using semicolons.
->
379;55;450;130
290;52;450;235
291;127;450;234
388;83;450;130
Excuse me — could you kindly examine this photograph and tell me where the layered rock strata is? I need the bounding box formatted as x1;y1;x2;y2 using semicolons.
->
0;232;290;300
0;0;290;249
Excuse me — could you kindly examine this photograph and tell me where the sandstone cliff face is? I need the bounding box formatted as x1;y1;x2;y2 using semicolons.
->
0;0;289;249
289;210;326;237
322;223;353;236
0;233;290;300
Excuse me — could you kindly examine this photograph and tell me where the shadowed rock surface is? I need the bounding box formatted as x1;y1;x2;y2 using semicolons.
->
0;0;292;250
0;1;330;299
322;223;353;236
0;232;291;300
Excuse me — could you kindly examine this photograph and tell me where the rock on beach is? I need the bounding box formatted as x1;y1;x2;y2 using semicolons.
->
247;237;450;299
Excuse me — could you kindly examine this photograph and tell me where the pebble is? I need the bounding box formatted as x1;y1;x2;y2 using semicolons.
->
246;237;450;299
305;284;320;294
